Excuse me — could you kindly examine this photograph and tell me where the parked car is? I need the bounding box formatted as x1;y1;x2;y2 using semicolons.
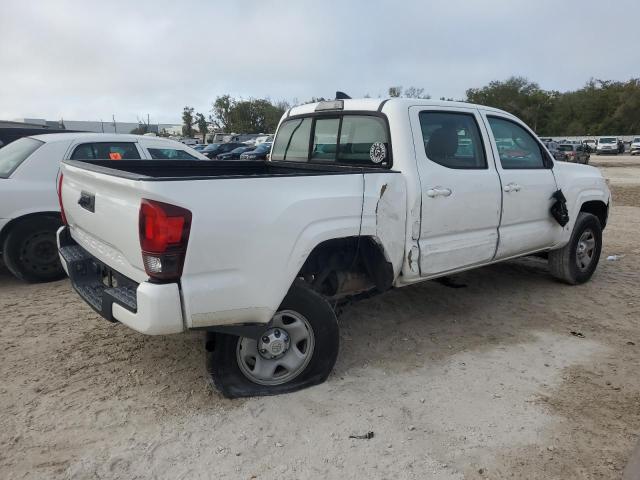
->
630;136;640;155
583;139;597;152
239;142;272;160
0;127;79;148
542;140;566;161
57;98;610;398
596;137;619;155
558;144;590;164
202;142;247;159
0;133;206;283
216;146;255;160
254;135;274;145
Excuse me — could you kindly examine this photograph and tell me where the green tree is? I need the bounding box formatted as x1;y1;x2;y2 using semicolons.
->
210;95;233;131
403;86;430;99
195;113;208;143
182;106;195;137
388;86;402;97
466;77;555;133
210;96;287;133
388;86;430;99
130;123;150;135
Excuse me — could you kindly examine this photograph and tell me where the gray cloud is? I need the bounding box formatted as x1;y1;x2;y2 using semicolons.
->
1;0;638;123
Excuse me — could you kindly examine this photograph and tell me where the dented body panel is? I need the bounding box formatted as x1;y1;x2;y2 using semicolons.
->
360;172;407;279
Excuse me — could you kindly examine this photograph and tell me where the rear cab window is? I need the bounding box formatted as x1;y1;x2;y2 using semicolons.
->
271;114;391;167
70;142;141;160
0;137;44;178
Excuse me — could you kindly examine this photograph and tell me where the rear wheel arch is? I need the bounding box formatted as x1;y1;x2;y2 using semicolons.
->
298;235;394;299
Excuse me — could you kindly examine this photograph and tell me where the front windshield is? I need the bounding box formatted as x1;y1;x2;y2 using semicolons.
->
599;138;616;144
558;145;574;151
231;147;248;154
204;144;221;151
0;137;44;178
633;137;640;143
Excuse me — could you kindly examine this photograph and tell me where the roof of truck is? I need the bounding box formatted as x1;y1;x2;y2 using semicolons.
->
287;97;513;118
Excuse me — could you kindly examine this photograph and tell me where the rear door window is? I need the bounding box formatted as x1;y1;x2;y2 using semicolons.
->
419;112;487;169
70;142;141;160
0;137;44;178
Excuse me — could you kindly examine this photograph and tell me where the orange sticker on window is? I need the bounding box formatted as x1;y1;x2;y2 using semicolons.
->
109;152;122;160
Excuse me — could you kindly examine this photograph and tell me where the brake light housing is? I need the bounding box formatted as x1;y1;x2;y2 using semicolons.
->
139;199;192;281
57;172;68;225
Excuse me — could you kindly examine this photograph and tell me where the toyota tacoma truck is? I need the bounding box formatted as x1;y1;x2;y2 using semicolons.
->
57;98;611;398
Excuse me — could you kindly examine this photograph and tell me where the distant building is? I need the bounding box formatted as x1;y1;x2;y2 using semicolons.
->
11;118;181;135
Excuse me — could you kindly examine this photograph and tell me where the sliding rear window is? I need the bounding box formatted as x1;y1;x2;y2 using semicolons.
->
271;114;391;167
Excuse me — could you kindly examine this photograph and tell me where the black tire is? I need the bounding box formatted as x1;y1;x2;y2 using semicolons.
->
206;281;339;398
2;216;65;283
548;212;602;285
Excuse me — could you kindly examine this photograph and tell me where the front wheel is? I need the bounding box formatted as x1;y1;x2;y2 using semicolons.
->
206;282;339;398
548;212;602;285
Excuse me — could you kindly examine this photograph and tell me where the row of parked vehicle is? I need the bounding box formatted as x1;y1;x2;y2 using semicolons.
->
193;141;273;160
541;136;640;161
541;140;591;164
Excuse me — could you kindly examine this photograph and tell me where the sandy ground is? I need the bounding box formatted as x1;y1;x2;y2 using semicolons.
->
1;155;639;479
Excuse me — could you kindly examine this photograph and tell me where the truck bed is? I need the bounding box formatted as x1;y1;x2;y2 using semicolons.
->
63;159;384;181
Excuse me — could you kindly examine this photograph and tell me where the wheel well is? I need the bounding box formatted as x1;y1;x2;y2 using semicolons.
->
580;201;608;229
298;236;394;300
0;212;62;251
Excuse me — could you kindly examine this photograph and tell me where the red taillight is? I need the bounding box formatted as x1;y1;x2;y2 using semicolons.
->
139;199;191;281
57;172;68;225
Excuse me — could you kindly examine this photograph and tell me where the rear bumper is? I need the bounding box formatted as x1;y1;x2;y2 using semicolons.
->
57;227;184;335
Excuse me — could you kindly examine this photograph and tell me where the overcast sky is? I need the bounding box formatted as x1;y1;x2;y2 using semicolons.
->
1;0;639;123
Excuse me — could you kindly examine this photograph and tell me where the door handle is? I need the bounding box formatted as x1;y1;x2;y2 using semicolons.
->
503;183;521;193
426;187;452;198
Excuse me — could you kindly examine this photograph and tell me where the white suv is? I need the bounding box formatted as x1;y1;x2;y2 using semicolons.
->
630;136;640;156
596;137;618;155
0;133;206;282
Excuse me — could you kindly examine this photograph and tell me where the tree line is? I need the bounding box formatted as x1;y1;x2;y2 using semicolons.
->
181;78;640;138
466;77;640;136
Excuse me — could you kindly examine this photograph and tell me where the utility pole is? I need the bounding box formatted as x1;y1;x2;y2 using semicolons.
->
112;114;117;133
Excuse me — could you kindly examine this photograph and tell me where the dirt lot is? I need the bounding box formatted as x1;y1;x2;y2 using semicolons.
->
1;155;639;479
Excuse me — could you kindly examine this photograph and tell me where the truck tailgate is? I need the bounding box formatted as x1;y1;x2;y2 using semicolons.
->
60;162;149;283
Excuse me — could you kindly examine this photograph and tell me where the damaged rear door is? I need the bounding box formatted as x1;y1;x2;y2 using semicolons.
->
409;106;502;276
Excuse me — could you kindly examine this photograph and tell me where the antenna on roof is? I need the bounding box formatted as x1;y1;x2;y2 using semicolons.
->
335;91;351;100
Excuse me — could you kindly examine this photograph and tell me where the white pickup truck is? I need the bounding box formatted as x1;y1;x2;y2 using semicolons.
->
57;98;611;398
